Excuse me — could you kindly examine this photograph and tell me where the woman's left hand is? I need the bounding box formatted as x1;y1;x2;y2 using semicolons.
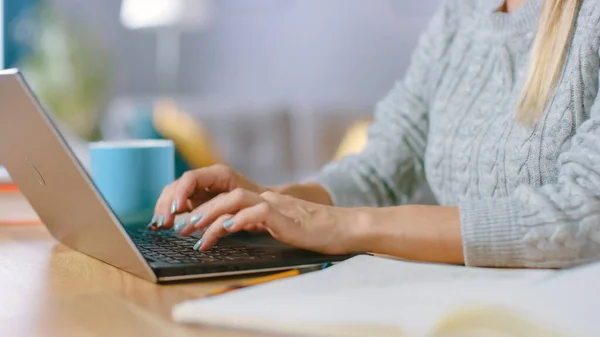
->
177;189;359;255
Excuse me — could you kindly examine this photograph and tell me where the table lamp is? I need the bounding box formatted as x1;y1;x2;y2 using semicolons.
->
119;0;213;92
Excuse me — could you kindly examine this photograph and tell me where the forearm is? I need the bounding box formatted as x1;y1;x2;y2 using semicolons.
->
270;182;333;206
350;205;464;264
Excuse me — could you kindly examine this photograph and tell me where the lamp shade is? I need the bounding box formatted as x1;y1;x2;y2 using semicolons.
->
120;0;212;30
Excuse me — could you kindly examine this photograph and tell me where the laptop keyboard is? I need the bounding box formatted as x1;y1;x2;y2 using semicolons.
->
127;228;278;265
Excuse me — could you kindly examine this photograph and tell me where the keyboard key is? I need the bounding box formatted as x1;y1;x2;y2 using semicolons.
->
126;228;278;264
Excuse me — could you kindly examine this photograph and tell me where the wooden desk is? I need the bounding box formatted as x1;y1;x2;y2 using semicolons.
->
0;224;260;337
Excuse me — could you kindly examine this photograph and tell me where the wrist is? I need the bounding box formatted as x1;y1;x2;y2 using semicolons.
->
344;206;417;254
343;207;382;253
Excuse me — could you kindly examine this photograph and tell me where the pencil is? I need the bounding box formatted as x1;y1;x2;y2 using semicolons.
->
209;263;331;296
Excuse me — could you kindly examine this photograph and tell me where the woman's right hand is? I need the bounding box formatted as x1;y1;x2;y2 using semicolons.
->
149;164;267;231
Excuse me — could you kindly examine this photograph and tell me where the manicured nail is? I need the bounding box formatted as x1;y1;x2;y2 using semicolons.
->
223;219;234;229
193;239;203;251
174;218;187;232
170;200;178;214
146;215;157;228
157;215;165;229
190;213;203;226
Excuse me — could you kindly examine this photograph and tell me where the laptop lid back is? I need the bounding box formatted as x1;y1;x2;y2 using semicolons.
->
0;69;156;282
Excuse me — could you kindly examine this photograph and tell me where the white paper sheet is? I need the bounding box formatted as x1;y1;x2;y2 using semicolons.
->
499;262;600;337
173;255;556;337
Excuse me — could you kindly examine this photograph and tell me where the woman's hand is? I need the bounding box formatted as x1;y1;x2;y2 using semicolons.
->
180;189;359;255
149;164;267;230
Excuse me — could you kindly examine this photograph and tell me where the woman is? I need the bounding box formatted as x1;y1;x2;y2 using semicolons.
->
149;0;600;268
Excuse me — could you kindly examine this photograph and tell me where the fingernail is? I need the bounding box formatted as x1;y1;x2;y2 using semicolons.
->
193;239;203;251
146;215;157;228
170;200;178;214
190;213;203;226
223;219;234;229
174;218;187;232
157;215;165;229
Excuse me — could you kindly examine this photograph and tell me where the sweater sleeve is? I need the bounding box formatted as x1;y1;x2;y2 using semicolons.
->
311;2;458;207
460;63;600;268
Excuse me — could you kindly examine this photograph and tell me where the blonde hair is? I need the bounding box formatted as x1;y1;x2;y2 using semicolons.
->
517;0;581;126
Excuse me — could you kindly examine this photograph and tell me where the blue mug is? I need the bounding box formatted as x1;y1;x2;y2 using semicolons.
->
89;140;174;226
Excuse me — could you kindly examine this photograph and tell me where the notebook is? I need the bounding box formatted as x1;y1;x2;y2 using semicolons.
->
173;255;599;337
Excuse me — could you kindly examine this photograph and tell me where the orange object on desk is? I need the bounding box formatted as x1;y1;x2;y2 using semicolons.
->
209;269;302;296
0;184;18;193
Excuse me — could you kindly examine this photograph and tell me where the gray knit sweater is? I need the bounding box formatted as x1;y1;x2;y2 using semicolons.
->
313;0;600;268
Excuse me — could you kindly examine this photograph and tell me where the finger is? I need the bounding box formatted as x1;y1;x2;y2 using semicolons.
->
239;224;266;232
169;171;201;216
195;214;233;251
165;165;230;229
192;188;264;231
151;182;177;230
226;201;292;239
172;165;234;213
257;209;298;241
243;223;257;232
176;212;204;236
223;202;270;233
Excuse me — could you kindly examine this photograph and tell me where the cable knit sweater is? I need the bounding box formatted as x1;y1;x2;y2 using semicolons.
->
313;0;600;268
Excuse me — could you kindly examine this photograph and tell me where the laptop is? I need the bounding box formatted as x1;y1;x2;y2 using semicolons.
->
0;69;353;283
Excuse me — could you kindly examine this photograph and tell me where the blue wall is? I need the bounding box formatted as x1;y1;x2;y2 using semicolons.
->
3;0;37;68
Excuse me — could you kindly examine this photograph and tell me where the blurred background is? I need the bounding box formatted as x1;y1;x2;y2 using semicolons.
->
1;0;440;188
